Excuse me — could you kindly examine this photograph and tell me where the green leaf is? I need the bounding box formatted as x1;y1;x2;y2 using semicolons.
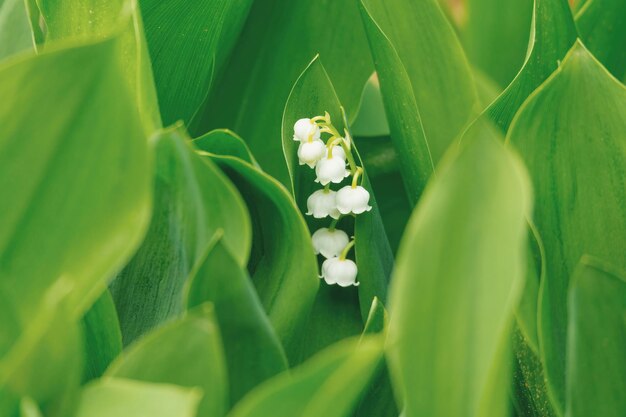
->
228;336;383;417
282;56;393;322
462;0;534;88
575;0;626;80
36;0;162;134
566;257;626;417
193;129;257;166
110;125;251;345
192;0;374;185
389;124;532;417
486;0;578;132
140;0;254;125
76;378;201;417
506;40;626;412
359;0;479;180
81;290;123;383
194;135;319;364
0;0;34;61
0;283;83;417
185;234;288;405
106;306;228;417
351;76;390;138
0;37;151;320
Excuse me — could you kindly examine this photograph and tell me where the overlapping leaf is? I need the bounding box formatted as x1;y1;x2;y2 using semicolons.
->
192;0;374;185
0;0;33;60
107;306;228;417
194;131;319;363
185;234;288;404
110;125;251;345
507;40;626;412
389;124;532;417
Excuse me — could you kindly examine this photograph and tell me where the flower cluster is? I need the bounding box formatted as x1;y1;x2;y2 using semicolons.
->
293;113;371;287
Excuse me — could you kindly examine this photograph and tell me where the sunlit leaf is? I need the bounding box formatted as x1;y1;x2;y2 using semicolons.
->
0;0;33;60
507;40;626;412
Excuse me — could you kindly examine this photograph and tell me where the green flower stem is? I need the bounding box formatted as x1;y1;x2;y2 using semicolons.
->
339;239;356;260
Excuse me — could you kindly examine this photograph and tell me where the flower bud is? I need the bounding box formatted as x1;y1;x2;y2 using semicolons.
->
315;148;349;185
321;257;359;287
312;228;349;258
336;185;372;215
293;118;321;141
306;189;340;219
297;139;326;168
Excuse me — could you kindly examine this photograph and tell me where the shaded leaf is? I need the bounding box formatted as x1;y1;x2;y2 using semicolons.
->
192;0;374;185
229;337;383;417
185;234;288;405
110;125;250;345
107;305;228;417
0;36;151;320
351;75;390;138
193;129;257;166
566;257;626;417
389;124;532;417
486;0;578;132
507;40;626;412
76;378;201;417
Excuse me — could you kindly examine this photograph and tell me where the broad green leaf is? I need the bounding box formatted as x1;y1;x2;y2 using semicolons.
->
351;75;390;138
486;0;578;132
110;125;250;345
185;234;288;405
229;336;383;417
0;282;82;417
0;0;33;60
463;0;534;88
107;306;228;417
194;135;319;363
512;328;558;417
282;56;393;322
566;257;626;417
194;129;257;166
81;290;123;383
20;398;43;417
507;41;626;412
139;0;254;125
0;37;151;320
389;125;532;417
192;0;374;185
575;0;626;79
36;0;162;134
76;378;201;417
359;0;479;172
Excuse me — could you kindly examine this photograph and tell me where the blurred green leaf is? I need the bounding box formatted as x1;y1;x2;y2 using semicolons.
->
185;234;288;405
110;125;250;345
389;124;532;417
229;336;384;417
139;0;254;125
19;398;43;417
575;0;626;80
107;305;228;417
192;0;374;185
194;134;319;364
463;0;534;88
0;37;151;320
194;129;257;166
282;56;393;323
0;0;33;60
81;290;123;383
359;0;478;165
566;257;626;417
507;40;626;412
0;283;82;417
486;0;578;132
76;378;201;417
351;76;390;138
36;0;162;134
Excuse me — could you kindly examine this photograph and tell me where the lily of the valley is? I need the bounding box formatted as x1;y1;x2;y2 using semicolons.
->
336;185;372;215
298;139;326;168
312;228;349;258
315;145;349;185
293;118;321;141
306;189;340;219
321;257;359;287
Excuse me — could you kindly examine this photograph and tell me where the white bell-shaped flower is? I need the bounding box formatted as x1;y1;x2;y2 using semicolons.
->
297;139;326;168
336;185;372;215
306;189;340;219
321;257;359;287
315;146;349;185
312;228;349;259
293;118;321;141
